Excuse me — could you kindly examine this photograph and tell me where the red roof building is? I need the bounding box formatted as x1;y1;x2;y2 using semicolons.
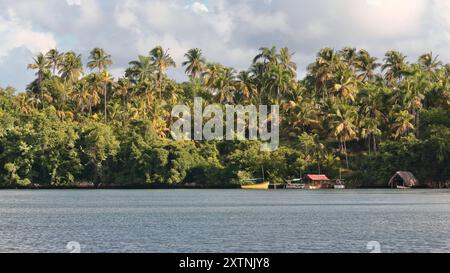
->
307;174;330;181
305;174;331;189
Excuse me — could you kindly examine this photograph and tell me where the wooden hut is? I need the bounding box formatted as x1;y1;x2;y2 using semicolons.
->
305;174;331;189
388;171;418;189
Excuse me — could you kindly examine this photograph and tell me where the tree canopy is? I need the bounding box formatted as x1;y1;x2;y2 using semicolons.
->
0;46;449;188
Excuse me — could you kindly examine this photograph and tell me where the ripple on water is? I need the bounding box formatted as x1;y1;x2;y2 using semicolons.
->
0;189;450;253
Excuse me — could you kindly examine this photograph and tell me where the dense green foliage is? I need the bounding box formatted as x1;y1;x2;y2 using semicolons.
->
0;46;449;187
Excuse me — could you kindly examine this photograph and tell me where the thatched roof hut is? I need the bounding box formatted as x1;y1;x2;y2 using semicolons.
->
388;171;418;188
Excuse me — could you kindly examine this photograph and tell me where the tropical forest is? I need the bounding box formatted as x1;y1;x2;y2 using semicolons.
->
0;46;449;188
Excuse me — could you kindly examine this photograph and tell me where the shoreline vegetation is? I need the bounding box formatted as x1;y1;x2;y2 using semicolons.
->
0;46;449;189
0;185;441;190
0;181;443;190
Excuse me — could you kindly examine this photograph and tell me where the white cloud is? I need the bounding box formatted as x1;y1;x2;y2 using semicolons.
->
115;1;141;34
0;0;448;90
0;9;57;63
346;0;426;38
66;0;82;6
190;2;208;14
77;0;103;26
433;0;450;26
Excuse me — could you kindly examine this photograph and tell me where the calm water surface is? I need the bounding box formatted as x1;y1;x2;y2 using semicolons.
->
1;189;450;253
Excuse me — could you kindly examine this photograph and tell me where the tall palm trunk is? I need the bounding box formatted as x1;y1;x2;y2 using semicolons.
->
159;80;162;99
373;134;377;152
39;73;44;109
104;83;107;123
158;74;163;99
415;110;420;138
344;141;349;169
144;85;150;116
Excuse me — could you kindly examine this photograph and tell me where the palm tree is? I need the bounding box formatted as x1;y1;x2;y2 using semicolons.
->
283;97;321;135
250;62;266;80
87;48;113;73
266;63;293;103
277;47;297;77
253;46;278;65
84;74;103;116
98;71;113;123
202;63;224;89
182;48;206;79
360;117;382;154
298;132;326;174
114;78;133;107
45;49;63;75
70;80;92;116
16;93;38;115
215;67;237;104
60;51;83;82
87;48;113;123
164;80;182;105
307;48;343;99
236;70;257;102
401;68;429;137
382;50;407;84
127;55;155;82
357;84;385;152
249;62;268;101
333;68;359;102
127;100;146;121
45;77;71;110
107;101;123;125
149;46;176;98
27;53;50;108
418;52;442;73
355;49;380;82
148;101;171;138
391;110;415;139
340;47;358;68
330;104;358;168
127;55;156;112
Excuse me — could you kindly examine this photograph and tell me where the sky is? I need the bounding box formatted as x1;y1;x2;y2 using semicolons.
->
0;0;449;90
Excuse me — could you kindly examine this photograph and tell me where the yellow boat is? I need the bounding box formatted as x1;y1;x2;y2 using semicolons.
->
241;182;270;190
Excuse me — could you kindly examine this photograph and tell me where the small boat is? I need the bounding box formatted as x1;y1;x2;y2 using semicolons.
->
241;182;270;190
396;185;411;189
334;179;345;189
334;169;346;189
286;183;306;189
285;178;305;189
240;167;269;190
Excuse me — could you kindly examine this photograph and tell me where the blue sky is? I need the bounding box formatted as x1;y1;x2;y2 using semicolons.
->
0;0;449;90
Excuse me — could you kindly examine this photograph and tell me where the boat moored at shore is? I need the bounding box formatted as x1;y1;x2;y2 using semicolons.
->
241;182;270;190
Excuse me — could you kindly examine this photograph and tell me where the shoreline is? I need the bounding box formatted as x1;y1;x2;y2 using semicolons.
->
0;185;442;190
